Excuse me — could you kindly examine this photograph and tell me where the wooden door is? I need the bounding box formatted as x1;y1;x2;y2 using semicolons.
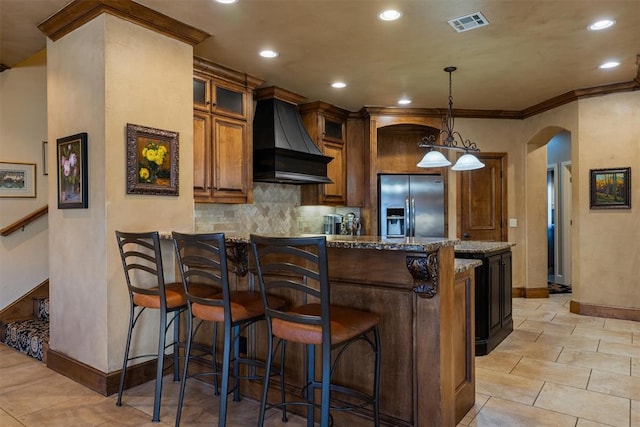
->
212;116;247;201
193;111;211;199
458;153;507;241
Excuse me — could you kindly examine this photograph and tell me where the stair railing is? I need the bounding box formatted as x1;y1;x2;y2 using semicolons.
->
0;205;48;237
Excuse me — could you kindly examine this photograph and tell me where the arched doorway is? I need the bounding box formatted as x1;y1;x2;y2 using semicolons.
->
546;131;572;293
524;126;572;297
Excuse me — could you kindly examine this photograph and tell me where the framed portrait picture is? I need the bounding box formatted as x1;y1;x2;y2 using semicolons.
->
126;123;179;196
0;162;36;198
589;167;631;209
57;132;88;209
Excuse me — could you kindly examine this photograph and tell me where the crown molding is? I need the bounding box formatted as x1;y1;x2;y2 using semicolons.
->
38;0;210;45
359;77;640;120
194;56;264;89
522;80;640;118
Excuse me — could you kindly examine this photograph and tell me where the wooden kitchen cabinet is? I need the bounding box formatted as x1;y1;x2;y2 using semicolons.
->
299;101;350;205
193;58;263;203
456;248;513;356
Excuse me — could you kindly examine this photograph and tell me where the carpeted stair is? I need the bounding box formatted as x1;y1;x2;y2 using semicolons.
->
2;297;49;362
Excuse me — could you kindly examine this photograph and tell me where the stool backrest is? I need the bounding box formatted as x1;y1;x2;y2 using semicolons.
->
172;232;229;314
115;230;166;304
250;235;330;337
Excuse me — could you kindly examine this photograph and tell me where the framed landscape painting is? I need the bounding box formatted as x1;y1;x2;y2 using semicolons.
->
57;132;88;209
0;162;36;198
589;167;631;209
126;123;179;196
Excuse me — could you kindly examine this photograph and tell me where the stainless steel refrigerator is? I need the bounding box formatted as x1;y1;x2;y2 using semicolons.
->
378;174;445;238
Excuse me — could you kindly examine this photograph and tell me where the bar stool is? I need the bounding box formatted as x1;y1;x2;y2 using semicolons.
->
172;232;286;427
115;231;211;422
250;234;381;427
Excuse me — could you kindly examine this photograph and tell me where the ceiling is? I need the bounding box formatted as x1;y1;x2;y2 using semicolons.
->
1;0;639;112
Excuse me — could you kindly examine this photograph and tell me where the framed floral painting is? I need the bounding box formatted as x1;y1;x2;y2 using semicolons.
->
57;133;88;208
126;123;179;196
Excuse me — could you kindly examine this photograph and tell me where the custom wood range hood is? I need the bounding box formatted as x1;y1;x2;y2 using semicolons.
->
252;87;333;185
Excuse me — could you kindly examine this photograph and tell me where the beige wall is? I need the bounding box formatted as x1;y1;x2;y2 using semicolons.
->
456;93;640;312
576;91;640;308
47;15;193;372
451;117;529;288
0;51;49;309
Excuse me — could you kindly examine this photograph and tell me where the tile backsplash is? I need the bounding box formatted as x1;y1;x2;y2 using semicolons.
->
194;183;360;235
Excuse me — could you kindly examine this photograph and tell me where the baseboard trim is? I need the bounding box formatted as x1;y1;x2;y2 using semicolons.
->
47;349;161;396
570;300;640;321
512;287;549;298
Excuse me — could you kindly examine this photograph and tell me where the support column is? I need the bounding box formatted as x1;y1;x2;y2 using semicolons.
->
40;0;208;394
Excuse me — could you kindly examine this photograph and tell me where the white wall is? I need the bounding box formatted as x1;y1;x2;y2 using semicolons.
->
0;51;49;310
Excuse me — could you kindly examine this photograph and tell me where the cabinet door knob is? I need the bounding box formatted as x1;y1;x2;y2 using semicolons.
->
463;233;470;238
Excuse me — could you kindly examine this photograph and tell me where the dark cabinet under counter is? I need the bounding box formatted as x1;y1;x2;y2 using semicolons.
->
455;242;514;356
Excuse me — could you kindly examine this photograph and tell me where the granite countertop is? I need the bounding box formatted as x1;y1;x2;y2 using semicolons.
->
454;240;516;254
161;231;458;252
454;258;483;274
228;234;458;252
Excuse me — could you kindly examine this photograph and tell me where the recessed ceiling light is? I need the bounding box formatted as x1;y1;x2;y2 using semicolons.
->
331;82;347;89
398;98;411;105
588;19;616;31
599;61;620;69
378;10;401;21
259;50;278;58
216;0;237;4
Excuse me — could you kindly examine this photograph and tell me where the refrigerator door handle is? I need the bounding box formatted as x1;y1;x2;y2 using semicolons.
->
411;197;416;237
405;197;410;237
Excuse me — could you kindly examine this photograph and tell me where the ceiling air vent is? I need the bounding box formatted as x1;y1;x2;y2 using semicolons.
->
448;12;489;33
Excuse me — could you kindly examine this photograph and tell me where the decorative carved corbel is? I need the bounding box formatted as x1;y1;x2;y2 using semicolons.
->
406;251;438;298
226;243;248;277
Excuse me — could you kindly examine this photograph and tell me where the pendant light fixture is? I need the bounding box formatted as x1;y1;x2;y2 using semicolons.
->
417;67;484;171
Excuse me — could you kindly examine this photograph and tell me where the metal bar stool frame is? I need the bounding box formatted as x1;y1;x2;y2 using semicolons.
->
250;234;381;427
115;230;184;422
172;232;285;427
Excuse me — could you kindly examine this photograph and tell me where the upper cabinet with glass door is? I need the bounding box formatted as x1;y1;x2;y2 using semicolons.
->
193;73;247;120
193;58;263;204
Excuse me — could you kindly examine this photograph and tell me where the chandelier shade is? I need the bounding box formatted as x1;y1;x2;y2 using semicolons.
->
417;66;484;171
451;153;485;171
417;150;452;168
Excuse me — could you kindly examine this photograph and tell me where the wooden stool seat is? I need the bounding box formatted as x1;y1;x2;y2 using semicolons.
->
192;291;285;323
273;303;379;345
132;282;213;309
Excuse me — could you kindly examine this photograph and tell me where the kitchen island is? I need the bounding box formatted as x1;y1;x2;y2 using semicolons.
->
211;234;476;427
455;241;515;356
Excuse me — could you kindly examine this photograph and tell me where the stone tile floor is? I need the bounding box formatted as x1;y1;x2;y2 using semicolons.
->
460;294;640;427
1;294;639;426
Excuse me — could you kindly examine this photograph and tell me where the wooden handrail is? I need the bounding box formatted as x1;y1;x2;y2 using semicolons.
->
1;205;48;237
